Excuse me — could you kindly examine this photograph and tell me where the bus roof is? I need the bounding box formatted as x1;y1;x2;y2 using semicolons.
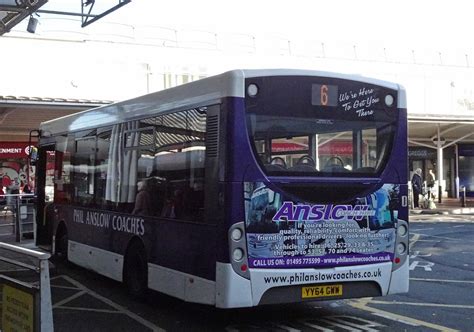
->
39;69;405;136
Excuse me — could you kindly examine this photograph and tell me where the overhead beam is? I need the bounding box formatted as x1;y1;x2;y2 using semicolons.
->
1;0;131;34
430;123;469;141
81;0;131;28
37;9;96;18
0;0;48;35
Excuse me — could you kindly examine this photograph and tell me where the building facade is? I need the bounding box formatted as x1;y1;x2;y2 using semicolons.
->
1;22;474;196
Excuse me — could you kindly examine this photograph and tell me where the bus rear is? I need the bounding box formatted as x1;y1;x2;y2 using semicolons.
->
217;72;408;307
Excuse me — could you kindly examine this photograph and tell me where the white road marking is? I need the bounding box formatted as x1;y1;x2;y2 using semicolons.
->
349;299;458;332
318;318;362;332
410;277;474;284
51;285;83;291
414;239;442;242
56;306;121;314
416;233;458;241
371;313;419;327
369;300;474;310
409;233;420;245
271;323;300;331
53;290;87;308
298;319;335;331
410;250;432;258
409;260;434;271
325;316;383;332
411;220;474;224
54;275;165;332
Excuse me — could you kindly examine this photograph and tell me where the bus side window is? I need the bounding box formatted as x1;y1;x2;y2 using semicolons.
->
95;128;112;209
131;107;207;221
54;135;73;204
152;108;207;222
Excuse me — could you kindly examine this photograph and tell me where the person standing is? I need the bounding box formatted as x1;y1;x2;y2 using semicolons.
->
411;168;423;208
132;180;152;216
427;169;436;199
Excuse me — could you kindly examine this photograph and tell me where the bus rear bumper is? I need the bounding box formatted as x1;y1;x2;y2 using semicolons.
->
388;259;409;294
216;262;253;308
216;261;399;307
250;262;393;305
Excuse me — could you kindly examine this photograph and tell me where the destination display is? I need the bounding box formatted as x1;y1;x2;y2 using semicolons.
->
311;83;389;118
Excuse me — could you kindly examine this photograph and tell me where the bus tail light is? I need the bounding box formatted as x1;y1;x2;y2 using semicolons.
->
231;228;243;241
396;243;407;255
233;248;244;261
397;224;408;237
229;222;250;279
393;219;409;270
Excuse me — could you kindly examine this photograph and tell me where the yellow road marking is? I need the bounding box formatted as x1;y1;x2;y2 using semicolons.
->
349;298;459;332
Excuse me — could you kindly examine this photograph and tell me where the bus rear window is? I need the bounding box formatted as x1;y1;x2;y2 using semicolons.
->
245;76;398;177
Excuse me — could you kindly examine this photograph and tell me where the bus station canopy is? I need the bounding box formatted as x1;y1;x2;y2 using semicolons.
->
0;95;110;142
408;113;474;149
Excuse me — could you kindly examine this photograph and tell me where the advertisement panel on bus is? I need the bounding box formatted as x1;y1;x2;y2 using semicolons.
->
244;182;400;269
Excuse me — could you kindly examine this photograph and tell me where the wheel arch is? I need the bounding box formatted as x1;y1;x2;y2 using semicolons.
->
53;220;67;254
122;236;147;282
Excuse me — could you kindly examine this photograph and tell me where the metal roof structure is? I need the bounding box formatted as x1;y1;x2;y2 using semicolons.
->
0;0;130;35
408;113;474;149
0;0;48;35
0;95;112;107
0;95;111;141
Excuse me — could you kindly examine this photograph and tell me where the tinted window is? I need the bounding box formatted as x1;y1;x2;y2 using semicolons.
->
110;108;208;221
245;76;398;177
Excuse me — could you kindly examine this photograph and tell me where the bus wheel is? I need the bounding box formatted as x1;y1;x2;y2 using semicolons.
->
124;242;148;298
55;227;68;262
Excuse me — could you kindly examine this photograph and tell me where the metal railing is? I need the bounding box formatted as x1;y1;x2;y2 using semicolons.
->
0;242;53;331
0;194;36;242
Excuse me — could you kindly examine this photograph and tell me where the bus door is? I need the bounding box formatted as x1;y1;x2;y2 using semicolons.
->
35;144;56;247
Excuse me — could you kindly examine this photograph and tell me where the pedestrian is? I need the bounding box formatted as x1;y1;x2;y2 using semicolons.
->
132;180;152;216
427;169;436;199
0;185;5;207
411;168;422;208
22;184;32;194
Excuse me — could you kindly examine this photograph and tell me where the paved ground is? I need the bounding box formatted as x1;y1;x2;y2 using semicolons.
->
0;204;473;331
42;217;474;331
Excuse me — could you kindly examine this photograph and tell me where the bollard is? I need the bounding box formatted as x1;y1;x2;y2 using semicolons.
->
461;186;466;208
15;196;21;243
438;185;442;204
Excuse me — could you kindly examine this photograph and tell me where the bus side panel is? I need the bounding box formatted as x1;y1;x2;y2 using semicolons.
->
56;205;218;282
144;220;217;281
216;97;251;265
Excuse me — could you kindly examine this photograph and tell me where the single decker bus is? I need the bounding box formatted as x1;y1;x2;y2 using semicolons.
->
34;69;409;308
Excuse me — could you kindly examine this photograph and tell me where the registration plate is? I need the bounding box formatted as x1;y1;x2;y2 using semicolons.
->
302;285;343;299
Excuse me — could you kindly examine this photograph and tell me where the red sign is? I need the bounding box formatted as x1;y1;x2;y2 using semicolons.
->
319;141;353;155
272;142;308;153
0;142;35;159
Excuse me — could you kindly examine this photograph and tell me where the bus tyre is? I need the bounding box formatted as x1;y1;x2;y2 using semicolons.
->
55;230;68;262
124;243;148;298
